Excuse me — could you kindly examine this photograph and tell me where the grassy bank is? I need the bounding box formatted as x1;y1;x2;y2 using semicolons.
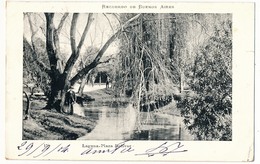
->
84;88;130;106
23;100;96;140
23;88;126;140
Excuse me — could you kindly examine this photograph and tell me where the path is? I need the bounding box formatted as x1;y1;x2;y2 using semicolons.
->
72;83;106;93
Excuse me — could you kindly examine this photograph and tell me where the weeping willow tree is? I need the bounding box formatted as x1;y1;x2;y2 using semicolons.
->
115;13;196;110
113;14;181;127
116;14;189;103
115;13;232;140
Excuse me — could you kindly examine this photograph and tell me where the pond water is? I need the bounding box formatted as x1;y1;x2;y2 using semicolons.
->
75;104;193;140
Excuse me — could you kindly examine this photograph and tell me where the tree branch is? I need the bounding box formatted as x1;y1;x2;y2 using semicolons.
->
112;13;122;27
63;13;93;75
70;13;142;86
52;13;69;74
56;13;69;35
192;19;211;37
77;13;94;55
45;13;58;73
70;13;79;55
94;13;142;64
26;13;37;40
97;57;114;65
103;13;114;34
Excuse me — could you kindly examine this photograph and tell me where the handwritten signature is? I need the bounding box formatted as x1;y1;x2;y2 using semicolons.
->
80;140;134;155
80;140;187;157
135;141;188;157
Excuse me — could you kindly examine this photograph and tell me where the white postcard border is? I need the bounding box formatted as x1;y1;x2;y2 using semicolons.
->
5;1;254;161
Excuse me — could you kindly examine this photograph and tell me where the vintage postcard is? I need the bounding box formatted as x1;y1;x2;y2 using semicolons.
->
5;1;254;161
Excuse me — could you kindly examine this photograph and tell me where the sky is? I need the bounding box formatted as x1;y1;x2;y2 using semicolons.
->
23;13;121;59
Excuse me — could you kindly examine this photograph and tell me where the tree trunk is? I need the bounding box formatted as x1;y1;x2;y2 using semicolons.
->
23;91;30;120
78;74;88;96
58;13;93;115
59;76;71;113
44;13;93;114
46;76;63;111
99;74;101;86
179;70;184;93
45;13;62;111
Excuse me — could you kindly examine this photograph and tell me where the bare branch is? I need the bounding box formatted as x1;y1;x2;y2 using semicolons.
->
77;13;94;54
103;13;114;34
112;13;122;26
63;13;93;75
98;28;105;50
192;19;211;37
94;13;142;64
97;57;115;65
70;13;142;86
26;13;37;39
70;13;79;55
56;13;69;35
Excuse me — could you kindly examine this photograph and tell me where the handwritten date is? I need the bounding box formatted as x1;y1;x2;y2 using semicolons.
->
17;141;70;158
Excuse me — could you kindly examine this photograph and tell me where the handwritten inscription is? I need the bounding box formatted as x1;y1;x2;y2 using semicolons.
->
81;140;134;155
17;141;187;158
135;142;188;157
17;141;70;158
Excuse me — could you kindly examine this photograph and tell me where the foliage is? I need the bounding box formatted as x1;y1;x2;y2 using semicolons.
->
23;37;51;96
178;19;232;140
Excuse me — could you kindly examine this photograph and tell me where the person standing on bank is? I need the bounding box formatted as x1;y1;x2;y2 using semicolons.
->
64;86;76;115
106;76;110;89
91;76;95;87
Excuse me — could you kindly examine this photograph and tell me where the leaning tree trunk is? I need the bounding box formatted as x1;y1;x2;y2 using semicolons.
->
78;74;88;96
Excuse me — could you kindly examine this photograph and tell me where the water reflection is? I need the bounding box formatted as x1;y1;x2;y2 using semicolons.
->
76;104;193;140
78;104;137;140
131;127;179;140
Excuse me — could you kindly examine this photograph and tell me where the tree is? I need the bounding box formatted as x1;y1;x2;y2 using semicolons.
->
116;13;181;115
178;19;232;140
24;13;142;114
23;37;50;96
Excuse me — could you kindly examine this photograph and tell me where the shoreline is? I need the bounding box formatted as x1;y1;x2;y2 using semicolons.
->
23;88;182;140
23;100;97;140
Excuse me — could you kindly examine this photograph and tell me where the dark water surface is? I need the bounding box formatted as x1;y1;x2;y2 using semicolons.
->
76;104;193;140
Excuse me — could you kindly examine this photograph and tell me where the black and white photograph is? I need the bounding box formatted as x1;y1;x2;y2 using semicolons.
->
22;12;232;141
5;1;255;162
